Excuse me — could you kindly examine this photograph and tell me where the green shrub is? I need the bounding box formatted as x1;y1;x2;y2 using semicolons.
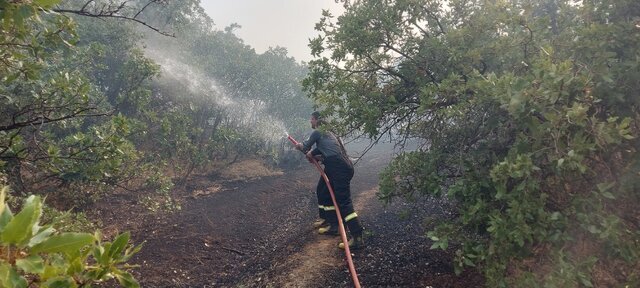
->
305;0;640;285
0;186;141;287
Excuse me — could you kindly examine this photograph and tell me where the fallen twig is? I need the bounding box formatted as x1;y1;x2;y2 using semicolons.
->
218;246;245;256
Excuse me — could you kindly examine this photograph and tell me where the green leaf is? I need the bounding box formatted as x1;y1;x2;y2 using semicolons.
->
28;226;55;247
108;232;130;259
93;243;104;261
0;187;13;232
13;5;34;27
115;270;140;288
30;232;94;255
0;262;28;288
100;242;113;265
596;182;615;193
601;191;616;199
43;276;78;288
67;257;84;275
579;276;594;287
41;262;66;281
0;186;7;216
4;73;20;84
601;74;614;83
34;0;61;8
121;242;143;262
0;207;14;233
463;257;476;267
1;195;42;245
16;255;45;274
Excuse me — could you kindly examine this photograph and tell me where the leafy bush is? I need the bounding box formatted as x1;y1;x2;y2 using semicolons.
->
0;186;141;287
306;0;640;285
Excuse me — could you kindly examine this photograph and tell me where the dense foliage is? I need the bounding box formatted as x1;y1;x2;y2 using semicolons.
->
1;0;313;285
305;0;639;286
1;0;312;209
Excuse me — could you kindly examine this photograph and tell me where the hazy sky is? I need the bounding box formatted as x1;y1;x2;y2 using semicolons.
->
200;0;344;63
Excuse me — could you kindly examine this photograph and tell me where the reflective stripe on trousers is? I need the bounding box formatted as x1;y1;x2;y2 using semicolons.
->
318;205;336;211
345;212;358;222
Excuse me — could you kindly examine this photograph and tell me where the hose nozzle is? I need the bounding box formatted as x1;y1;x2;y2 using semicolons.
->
287;134;299;146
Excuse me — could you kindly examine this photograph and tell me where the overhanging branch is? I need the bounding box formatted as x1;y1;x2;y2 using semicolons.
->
52;0;174;37
0;108;111;132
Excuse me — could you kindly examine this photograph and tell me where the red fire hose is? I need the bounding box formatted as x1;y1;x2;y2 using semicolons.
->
287;135;361;288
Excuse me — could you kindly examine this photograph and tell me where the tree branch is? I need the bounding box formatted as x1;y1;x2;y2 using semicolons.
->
53;0;174;37
381;42;438;84
365;54;413;84
0;109;111;132
0;130;22;156
423;7;445;37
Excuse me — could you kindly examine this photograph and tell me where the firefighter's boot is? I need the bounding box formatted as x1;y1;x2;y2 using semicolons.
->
339;213;365;249
318;225;339;236
313;219;328;228
338;235;365;250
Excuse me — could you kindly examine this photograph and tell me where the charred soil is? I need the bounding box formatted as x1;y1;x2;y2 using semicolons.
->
88;150;484;287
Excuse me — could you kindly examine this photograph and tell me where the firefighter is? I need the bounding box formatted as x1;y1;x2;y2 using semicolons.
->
295;111;365;249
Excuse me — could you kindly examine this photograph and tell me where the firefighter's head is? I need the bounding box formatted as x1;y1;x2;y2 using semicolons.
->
311;111;324;129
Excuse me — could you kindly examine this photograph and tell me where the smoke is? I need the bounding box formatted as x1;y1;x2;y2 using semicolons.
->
143;47;288;143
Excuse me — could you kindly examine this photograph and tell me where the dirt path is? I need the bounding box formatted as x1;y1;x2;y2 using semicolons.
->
239;158;385;288
90;147;484;287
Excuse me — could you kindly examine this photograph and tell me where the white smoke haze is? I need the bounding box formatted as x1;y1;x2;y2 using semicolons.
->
143;47;288;143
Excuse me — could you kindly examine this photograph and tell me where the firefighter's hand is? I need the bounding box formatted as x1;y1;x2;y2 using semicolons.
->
295;143;303;151
305;151;314;163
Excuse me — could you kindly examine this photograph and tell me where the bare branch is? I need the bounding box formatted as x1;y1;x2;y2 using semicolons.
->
134;0;159;19
380;41;438;84
0;108;111;132
0;130;22;156
365;54;413;84
411;20;430;38
80;0;94;11
427;11;445;37
52;1;174;37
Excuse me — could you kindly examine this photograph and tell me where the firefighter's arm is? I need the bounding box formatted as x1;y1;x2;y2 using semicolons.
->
305;151;323;163
300;130;321;153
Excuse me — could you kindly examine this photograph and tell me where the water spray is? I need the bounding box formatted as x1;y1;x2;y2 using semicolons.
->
145;48;289;143
286;135;361;288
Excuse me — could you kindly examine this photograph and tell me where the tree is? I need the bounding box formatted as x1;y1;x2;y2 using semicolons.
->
305;0;639;286
0;0;166;202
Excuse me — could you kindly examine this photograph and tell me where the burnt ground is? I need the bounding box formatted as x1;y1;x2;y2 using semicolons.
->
89;147;484;287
